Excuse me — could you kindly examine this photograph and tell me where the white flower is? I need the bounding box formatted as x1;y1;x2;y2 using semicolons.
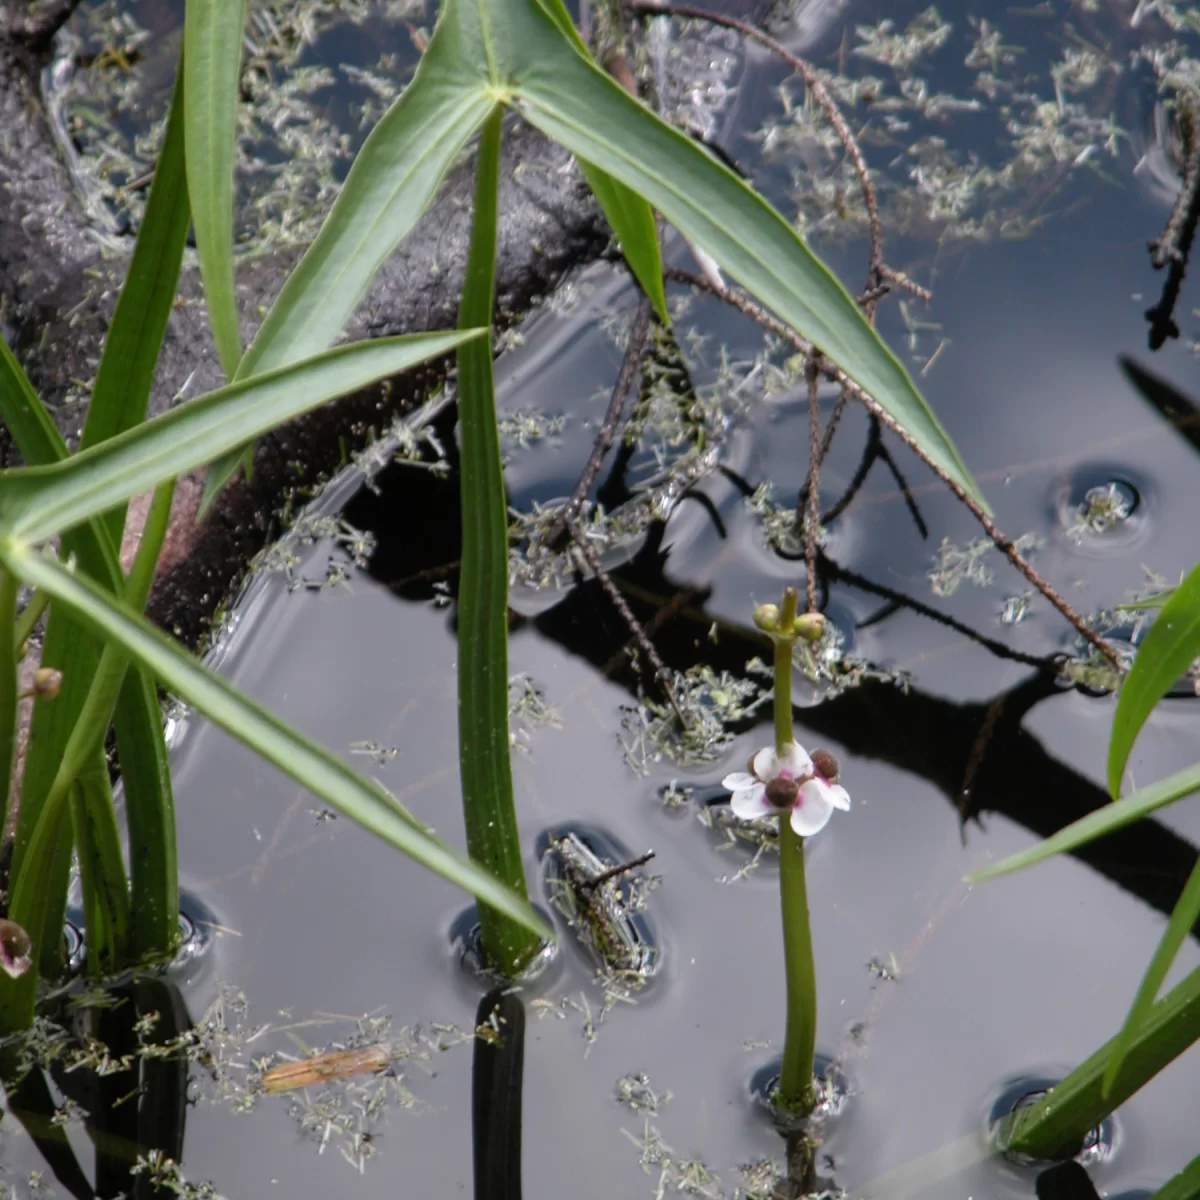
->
721;741;850;838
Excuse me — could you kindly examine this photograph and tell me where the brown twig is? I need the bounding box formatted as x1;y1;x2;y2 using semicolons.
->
578;849;657;894
664;268;1122;670
802;358;821;613
548;296;653;547
564;515;693;727
628;0;929;310
1146;91;1200;349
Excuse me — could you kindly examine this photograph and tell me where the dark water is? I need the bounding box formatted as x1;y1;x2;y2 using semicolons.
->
22;1;1200;1198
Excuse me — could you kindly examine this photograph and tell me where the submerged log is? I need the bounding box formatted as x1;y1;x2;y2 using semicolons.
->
0;3;609;643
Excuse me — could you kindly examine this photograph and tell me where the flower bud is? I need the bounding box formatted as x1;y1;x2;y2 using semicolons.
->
0;919;31;980
765;776;800;809
752;603;780;634
794;612;826;643
32;668;62;699
811;748;840;782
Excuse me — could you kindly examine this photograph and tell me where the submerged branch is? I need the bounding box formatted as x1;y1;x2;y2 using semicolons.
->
665;267;1123;671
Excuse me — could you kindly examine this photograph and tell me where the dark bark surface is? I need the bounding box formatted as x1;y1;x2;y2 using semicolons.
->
0;2;609;643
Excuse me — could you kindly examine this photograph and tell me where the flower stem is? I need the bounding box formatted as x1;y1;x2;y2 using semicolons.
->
772;586;816;1116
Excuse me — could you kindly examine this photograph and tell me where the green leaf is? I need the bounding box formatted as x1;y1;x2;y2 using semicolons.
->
1003;961;1200;1160
0;793;69;1030
0;570;18;841
1148;1153;1200;1200
183;0;246;377
0;338;70;465
580;161;669;324
4;545;552;944
85;48;191;548
0;332;482;543
457;107;541;977
237;32;492;380
528;0;669;323
503;0;985;510
1109;560;1200;796
967;760;1200;883
1101;854;1200;1098
70;768;132;976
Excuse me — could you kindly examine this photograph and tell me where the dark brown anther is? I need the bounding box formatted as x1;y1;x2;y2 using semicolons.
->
747;752;759;776
765;776;800;809
811;748;840;782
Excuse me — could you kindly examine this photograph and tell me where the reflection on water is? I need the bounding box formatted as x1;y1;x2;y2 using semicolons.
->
15;0;1200;1197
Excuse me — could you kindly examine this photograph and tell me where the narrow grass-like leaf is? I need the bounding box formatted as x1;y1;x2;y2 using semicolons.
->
120;483;179;957
457;107;541;977
1149;1153;1200;1200
1101;855;1200;1098
531;0;669;323
71;768;132;976
183;0;246;377
0;332;481;543
0;570;17;838
1003;962;1200;1160
1109;561;1200;796
967;761;1200;883
85;49;191;548
580;163;669;323
505;0;984;508
0;339;70;464
0;795;68;1031
0;341;109;979
4;545;552;944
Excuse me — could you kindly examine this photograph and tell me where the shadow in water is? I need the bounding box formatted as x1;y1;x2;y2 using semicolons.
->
4;977;191;1200
473;987;525;1200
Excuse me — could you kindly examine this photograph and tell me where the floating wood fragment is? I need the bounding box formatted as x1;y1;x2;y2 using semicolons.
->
260;1044;392;1094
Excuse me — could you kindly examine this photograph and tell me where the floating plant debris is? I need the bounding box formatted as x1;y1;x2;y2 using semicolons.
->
1065;480;1140;541
542;830;662;995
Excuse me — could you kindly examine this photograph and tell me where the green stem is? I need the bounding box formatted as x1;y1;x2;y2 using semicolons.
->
771;586;816;1116
773;589;797;754
777;816;816;1113
0;570;17;851
13;587;48;658
456;107;540;978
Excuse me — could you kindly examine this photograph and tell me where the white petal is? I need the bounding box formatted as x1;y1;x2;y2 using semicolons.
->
721;772;758;793
751;746;779;780
730;783;774;821
826;783;851;811
789;778;837;837
776;741;814;779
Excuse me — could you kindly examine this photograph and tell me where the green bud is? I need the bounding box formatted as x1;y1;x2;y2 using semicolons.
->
753;603;781;633
794;612;826;643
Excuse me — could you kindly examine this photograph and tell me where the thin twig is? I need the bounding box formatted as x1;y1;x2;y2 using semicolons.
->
548;296;653;547
578;849;657;894
803;358;821;613
665;268;1122;670
564;515;693;728
629;0;929;309
1147;91;1200;349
